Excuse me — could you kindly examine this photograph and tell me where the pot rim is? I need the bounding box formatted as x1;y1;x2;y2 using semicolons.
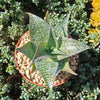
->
15;30;79;87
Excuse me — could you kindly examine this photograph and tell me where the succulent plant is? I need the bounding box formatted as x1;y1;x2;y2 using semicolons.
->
16;12;90;100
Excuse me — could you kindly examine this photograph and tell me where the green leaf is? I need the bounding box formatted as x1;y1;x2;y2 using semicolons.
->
6;64;16;75
54;12;70;38
46;26;56;51
56;37;90;60
27;13;50;46
0;25;3;32
16;42;36;60
61;58;77;75
62;12;70;37
35;57;61;100
54;23;65;38
35;58;61;89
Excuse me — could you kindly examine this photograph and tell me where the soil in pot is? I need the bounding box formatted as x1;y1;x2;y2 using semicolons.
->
15;31;79;87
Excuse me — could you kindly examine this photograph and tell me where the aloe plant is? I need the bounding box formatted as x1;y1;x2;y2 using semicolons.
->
16;12;90;100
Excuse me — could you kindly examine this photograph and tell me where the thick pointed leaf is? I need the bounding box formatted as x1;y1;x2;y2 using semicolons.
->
62;12;70;37
57;37;90;60
53;22;66;38
27;13;50;46
16;42;36;60
35;58;60;89
46;26;56;51
54;12;70;38
35;57;60;99
61;58;77;75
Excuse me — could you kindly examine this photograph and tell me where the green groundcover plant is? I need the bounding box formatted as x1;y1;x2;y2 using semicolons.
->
16;12;90;100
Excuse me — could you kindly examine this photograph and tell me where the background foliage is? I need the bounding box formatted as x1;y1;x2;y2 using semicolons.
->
0;0;100;99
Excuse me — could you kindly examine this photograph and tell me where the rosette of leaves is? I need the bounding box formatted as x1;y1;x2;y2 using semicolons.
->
16;13;90;100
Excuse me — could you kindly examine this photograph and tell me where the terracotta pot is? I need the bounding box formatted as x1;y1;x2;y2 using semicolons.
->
15;31;79;87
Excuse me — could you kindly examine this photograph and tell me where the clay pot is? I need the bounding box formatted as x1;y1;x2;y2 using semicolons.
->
15;31;79;87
